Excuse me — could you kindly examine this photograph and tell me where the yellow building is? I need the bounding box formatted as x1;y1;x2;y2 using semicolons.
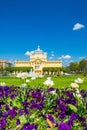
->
0;60;11;70
15;46;62;75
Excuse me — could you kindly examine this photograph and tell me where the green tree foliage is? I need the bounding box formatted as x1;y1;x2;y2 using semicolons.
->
79;59;87;73
43;67;61;72
61;67;68;72
43;67;61;75
5;67;33;73
68;59;87;74
69;62;80;72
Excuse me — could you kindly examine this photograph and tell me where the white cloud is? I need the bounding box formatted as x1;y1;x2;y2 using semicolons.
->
25;51;35;56
57;55;71;60
25;51;31;56
51;53;54;57
58;57;62;60
73;23;85;31
49;57;53;60
62;55;71;59
79;56;85;59
51;51;55;57
49;51;55;60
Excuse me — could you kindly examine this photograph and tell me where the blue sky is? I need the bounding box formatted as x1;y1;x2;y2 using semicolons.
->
0;0;87;66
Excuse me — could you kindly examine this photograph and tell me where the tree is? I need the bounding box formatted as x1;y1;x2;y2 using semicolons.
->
79;59;87;73
69;62;80;73
61;67;68;73
5;67;33;73
43;67;61;75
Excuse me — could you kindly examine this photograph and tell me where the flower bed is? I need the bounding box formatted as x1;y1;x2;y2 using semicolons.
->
0;85;87;130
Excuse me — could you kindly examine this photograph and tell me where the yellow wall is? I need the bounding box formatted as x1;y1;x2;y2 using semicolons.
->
15;60;62;74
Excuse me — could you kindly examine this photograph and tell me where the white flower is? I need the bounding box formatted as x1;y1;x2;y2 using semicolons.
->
16;73;22;78
74;78;84;84
72;88;82;99
47;77;51;80
31;77;36;80
21;72;28;79
20;83;27;87
49;90;56;95
0;82;6;86
76;93;82;98
76;90;80;94
21;77;25;80
26;79;30;83
17;72;28;79
43;77;54;87
70;82;79;89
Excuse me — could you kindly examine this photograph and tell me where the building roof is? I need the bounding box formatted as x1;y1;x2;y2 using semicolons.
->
31;45;47;55
0;60;11;64
0;60;6;63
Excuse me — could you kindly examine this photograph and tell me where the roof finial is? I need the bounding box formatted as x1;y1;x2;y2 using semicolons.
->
37;45;40;51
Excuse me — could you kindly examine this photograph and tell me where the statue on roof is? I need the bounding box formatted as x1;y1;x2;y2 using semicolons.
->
37;45;40;51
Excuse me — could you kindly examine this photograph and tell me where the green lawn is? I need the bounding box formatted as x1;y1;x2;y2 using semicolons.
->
0;75;87;89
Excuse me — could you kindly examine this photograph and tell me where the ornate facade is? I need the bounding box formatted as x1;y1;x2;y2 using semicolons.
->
15;46;62;75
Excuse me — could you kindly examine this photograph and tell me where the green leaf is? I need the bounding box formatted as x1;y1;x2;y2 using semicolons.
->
19;115;27;124
12;99;22;108
67;104;77;113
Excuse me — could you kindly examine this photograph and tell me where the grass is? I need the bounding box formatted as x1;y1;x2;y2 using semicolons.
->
0;75;87;89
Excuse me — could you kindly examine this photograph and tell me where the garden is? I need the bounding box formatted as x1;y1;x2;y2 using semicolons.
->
0;75;87;130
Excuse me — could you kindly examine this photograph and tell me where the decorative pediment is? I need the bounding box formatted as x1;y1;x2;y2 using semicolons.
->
34;58;44;63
